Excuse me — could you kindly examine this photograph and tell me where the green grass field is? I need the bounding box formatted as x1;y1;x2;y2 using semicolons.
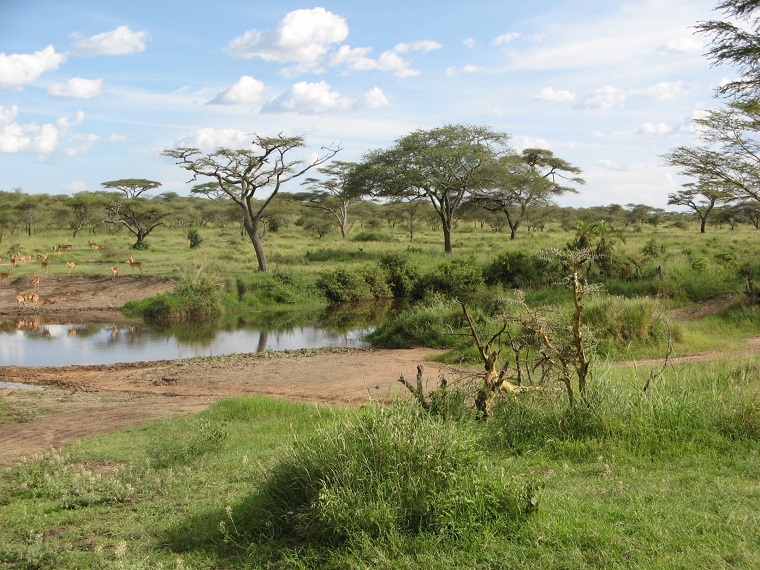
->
1;221;759;568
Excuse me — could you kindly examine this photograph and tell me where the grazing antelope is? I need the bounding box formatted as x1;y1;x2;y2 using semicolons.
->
110;265;119;280
36;253;48;261
41;259;50;273
16;294;25;308
66;261;76;274
31;276;40;290
42;297;56;305
126;256;142;273
57;243;73;251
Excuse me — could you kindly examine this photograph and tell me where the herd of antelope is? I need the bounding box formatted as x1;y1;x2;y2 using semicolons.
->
1;242;144;312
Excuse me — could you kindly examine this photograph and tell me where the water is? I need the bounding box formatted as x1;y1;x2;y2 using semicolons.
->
0;302;394;367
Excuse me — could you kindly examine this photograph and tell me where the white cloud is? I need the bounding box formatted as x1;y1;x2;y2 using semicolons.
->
262;81;352;114
47;77;103;99
174;128;251;150
329;45;420;77
579;85;626;109
209;76;267;105
72;26;149;56
394;40;442;53
517;136;551;150
534;87;576;103
463;38;476;48
493;32;520;45
632;81;685;101
226;7;348;73
635;121;672;136
0;46;66;89
357;87;389;109
0;107;95;156
108;134;130;143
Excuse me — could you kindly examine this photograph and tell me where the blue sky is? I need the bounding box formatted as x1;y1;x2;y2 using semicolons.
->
0;0;732;208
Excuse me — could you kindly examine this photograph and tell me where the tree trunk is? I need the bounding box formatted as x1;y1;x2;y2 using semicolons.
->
700;217;707;233
245;215;269;271
442;220;453;253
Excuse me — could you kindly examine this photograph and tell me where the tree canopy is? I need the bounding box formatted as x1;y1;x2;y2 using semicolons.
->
163;134;340;271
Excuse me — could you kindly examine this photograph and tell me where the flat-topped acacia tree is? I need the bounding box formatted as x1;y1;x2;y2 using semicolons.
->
100;178;170;249
163;134;340;272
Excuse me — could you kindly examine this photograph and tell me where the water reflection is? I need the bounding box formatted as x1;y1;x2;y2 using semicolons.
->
0;300;397;367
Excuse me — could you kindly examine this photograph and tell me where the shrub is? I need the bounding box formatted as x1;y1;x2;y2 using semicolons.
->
484;251;563;289
237;404;537;546
316;268;384;302
583;294;676;350
187;229;203;249
352;231;394;242
366;294;464;348
411;258;484;300
124;275;223;323
378;252;420;297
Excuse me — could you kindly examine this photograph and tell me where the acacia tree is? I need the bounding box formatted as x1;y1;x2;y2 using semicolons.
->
472;148;584;240
697;0;760;101
663;102;760;205
292;161;362;238
667;181;734;233
163;134;340;272
349;124;511;253
100;179;169;248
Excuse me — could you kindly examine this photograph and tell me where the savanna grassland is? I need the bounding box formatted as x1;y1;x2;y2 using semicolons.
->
1;218;759;569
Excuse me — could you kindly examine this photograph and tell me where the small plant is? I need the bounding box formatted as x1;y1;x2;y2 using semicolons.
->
187;228;203;249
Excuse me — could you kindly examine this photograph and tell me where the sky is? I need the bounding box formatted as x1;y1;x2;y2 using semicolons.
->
0;0;735;209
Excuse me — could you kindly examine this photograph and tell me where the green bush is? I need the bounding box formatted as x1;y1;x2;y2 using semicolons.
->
187;229;203;249
411;258;484;300
583;294;677;350
351;231;394;242
316;268;387;302
124;275;223;323
366;294;465;348
378;252;420;297
237;404;537;546
484;251;564;289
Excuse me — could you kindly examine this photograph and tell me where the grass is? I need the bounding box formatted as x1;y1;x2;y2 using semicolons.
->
1;355;758;568
2;221;760;567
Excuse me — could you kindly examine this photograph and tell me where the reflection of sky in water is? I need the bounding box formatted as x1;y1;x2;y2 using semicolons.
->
0;323;372;367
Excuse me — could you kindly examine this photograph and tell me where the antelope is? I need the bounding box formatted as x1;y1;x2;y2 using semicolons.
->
66;261;76;274
30;293;40;308
0;271;10;284
110;265;119;280
88;240;101;251
36;253;48;261
31;276;40;290
16;294;25;308
126;256;142;273
43;297;56;305
57;243;73;251
10;253;17;269
41;259;50;273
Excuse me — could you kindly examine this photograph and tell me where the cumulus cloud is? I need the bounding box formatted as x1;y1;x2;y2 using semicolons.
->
0;46;66;89
329;44;421;77
47;77;103;99
463;37;476;48
632;81;685;101
579;85;626;109
0;105;93;155
72;26;149;56
174;128;251;151
262;80;351;113
534;87;576;103
208;75;267;105
262;81;387;114
226;7;348;73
